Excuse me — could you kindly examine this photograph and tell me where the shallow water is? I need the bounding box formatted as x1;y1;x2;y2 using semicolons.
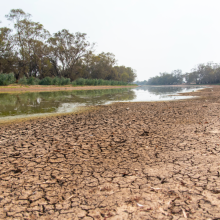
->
0;86;204;121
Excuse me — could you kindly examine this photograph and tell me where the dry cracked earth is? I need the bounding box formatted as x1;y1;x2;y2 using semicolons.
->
1;86;220;219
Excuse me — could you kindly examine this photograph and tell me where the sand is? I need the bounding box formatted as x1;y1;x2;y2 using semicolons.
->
0;85;136;93
0;86;220;219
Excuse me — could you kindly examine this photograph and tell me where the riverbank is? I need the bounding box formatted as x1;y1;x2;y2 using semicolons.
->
0;86;220;219
0;85;136;93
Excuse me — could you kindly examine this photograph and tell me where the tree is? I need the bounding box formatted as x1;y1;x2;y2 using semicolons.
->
114;66;137;83
79;52;118;81
146;70;183;85
0;27;16;74
171;69;183;84
1;8;137;83
48;30;94;80
5;9;50;79
91;52;117;80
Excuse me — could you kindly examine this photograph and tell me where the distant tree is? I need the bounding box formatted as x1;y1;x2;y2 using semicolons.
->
185;62;220;84
134;80;148;85
146;70;183;85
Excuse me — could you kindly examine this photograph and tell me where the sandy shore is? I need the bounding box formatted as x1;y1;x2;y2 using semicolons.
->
0;85;136;93
0;86;220;219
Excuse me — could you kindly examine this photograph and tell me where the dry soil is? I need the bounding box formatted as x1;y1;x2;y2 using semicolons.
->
0;86;220;219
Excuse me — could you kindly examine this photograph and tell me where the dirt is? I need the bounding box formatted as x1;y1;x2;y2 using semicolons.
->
0;85;136;93
0;86;220;219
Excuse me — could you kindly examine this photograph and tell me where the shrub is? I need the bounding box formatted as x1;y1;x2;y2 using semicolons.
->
7;73;16;84
97;79;104;85
27;76;40;85
105;80;111;85
84;79;96;85
60;77;71;85
94;79;98;85
71;78;129;86
72;80;77;86
0;73;16;86
18;76;27;85
51;76;71;85
52;77;60;85
84;79;91;85
35;78;40;85
75;78;85;85
39;77;52;85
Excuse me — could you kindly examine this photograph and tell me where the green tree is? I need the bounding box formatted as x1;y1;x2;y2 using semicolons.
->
1;8;137;83
5;9;50;79
0;27;16;74
90;52;117;80
114;66;136;83
48;29;94;80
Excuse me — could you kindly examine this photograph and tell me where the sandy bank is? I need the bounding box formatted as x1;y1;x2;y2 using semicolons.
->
0;85;136;93
0;86;220;219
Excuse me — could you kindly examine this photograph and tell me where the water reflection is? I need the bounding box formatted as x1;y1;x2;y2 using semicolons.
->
0;88;135;117
131;85;204;101
0;86;204;120
135;86;203;94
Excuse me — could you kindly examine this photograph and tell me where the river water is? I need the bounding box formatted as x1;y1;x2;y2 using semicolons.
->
0;86;204;122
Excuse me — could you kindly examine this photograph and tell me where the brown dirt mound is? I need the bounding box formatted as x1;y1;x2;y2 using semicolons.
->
0;86;220;219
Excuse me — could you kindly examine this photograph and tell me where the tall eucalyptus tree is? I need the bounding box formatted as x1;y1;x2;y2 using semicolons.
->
48;29;95;80
5;9;50;78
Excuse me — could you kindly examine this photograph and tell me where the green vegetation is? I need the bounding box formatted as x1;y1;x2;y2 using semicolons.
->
7;74;131;86
0;9;136;85
135;62;220;85
72;78;129;86
145;70;183;85
0;72;16;85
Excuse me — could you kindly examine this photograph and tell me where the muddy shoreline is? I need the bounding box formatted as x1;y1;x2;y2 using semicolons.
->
0;85;136;93
0;86;220;219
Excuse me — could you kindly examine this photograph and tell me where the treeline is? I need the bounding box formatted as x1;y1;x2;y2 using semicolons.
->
185;62;220;84
135;62;220;85
146;70;183;85
0;9;136;83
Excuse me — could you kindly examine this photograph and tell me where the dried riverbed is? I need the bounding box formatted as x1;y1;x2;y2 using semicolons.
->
0;86;220;219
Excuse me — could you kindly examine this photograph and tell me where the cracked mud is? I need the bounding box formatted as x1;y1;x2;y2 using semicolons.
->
1;86;220;219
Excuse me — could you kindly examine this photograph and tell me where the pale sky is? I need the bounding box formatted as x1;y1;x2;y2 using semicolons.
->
1;0;220;81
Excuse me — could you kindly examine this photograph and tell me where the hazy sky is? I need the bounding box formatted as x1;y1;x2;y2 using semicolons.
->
1;0;220;81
